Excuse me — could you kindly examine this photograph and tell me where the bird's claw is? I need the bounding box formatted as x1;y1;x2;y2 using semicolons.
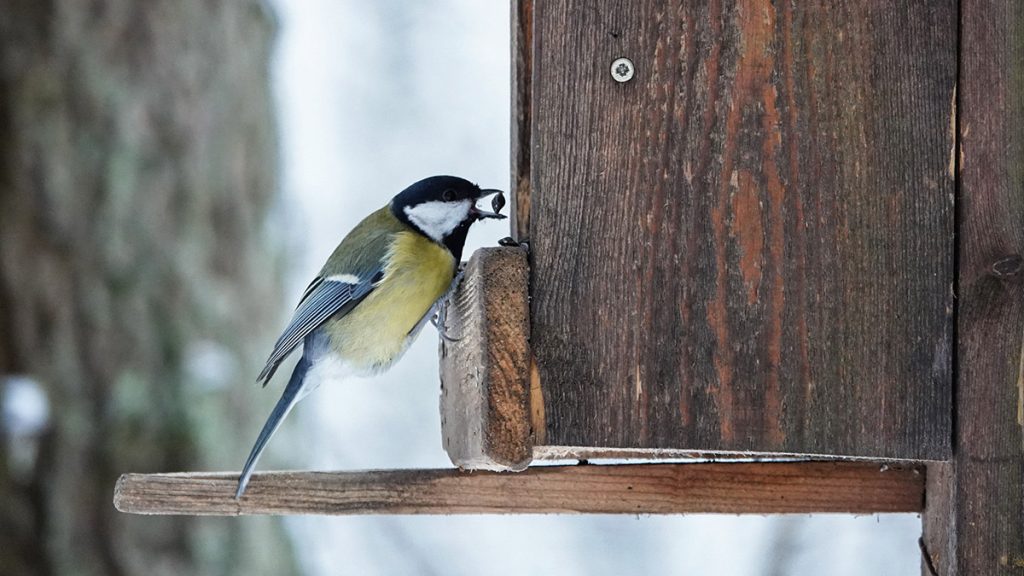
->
498;236;530;252
432;304;462;343
434;268;466;343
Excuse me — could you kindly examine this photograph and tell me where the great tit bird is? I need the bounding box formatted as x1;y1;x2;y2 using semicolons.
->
235;175;505;498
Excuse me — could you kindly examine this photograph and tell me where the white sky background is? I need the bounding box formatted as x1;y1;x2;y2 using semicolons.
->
265;1;922;574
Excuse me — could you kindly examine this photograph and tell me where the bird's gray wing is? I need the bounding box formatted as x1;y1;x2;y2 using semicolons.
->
255;269;382;386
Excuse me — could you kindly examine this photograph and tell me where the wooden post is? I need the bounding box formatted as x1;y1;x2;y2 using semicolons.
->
922;2;1024;574
510;0;533;243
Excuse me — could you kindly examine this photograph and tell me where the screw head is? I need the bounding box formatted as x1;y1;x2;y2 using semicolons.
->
611;57;635;82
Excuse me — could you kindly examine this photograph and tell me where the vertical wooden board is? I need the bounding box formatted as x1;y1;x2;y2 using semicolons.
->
922;462;953;575
528;1;955;458
946;1;1024;573
511;0;533;242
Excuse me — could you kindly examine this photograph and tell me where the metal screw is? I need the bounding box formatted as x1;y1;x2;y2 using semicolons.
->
611;57;634;82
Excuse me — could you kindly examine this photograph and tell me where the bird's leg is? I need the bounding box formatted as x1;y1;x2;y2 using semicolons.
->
434;301;460;343
433;266;466;343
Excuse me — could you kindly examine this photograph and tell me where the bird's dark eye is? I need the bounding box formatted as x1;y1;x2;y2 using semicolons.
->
442;188;456;202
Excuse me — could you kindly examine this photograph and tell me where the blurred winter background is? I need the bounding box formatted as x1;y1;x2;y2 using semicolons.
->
0;1;921;575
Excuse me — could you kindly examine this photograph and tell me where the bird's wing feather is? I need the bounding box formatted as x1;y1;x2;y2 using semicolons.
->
255;269;380;386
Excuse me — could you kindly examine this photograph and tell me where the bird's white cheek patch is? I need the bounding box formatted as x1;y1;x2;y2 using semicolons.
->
404;200;471;241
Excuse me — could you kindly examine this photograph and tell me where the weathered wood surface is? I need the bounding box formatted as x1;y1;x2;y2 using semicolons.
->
440;248;533;471
921;2;1024;574
922;462;953;575
114;462;924;516
511;0;533;242
526;0;955;458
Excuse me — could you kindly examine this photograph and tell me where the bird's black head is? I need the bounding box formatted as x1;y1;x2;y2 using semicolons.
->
390;175;505;261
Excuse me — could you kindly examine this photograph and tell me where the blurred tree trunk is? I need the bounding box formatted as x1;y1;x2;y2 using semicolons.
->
0;1;298;575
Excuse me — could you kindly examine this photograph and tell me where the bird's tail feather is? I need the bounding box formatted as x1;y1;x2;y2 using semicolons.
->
236;354;312;499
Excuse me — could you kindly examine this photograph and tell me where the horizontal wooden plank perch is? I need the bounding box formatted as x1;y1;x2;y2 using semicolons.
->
114;462;923;516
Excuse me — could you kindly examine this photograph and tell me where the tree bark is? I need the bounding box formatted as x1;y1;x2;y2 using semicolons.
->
0;1;297;575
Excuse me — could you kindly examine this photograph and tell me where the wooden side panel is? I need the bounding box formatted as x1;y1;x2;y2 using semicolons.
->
528;0;955;458
945;2;1024;573
440;248;533;471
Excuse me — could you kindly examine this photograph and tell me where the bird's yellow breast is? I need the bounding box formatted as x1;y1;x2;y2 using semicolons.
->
325;230;455;373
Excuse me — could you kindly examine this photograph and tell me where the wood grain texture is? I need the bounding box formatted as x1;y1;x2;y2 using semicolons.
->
934;2;1024;574
511;0;533;242
113;462;924;516
922;462;953;575
439;248;532;471
527;0;955;459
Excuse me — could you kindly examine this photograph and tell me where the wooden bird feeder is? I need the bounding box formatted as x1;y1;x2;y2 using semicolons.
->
115;2;1024;574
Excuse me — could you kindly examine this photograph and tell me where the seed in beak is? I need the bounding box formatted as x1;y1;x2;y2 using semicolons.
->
491;191;506;215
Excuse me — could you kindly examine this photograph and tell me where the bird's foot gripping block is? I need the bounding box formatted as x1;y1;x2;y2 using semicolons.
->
439;247;533;471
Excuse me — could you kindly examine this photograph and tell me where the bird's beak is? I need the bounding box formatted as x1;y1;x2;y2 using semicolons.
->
472;188;507;220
